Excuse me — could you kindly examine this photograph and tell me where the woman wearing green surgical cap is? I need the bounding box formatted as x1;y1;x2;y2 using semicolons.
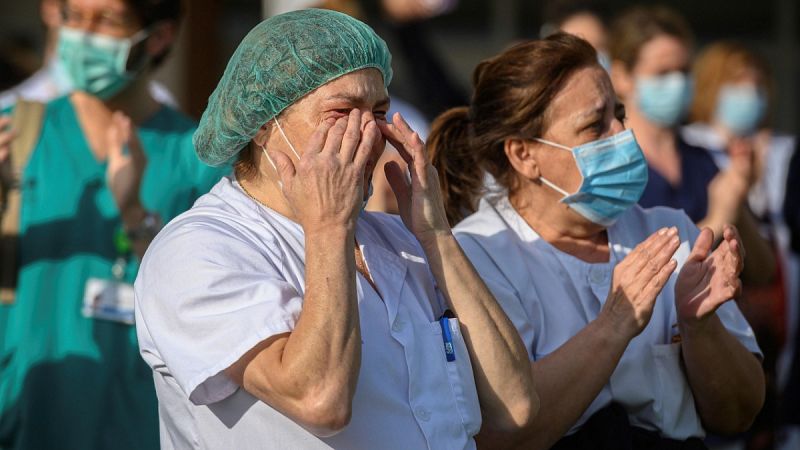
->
0;0;227;449
134;8;537;450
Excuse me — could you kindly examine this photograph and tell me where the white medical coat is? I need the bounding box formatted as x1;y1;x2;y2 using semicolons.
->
454;196;761;440
134;176;482;450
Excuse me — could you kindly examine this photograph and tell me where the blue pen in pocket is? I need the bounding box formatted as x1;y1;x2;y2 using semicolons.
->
439;309;456;362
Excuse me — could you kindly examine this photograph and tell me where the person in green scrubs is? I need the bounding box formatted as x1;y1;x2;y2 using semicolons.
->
0;0;227;448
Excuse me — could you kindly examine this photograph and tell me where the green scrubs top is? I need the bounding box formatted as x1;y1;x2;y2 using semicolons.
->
0;96;228;449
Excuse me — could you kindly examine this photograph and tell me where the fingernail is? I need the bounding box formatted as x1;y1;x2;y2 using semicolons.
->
659;227;668;235
669;227;678;235
672;236;680;245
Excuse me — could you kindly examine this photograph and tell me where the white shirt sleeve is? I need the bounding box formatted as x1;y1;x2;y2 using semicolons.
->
135;219;304;405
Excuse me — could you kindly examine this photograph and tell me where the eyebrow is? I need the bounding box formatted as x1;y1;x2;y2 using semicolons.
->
323;94;391;108
576;102;606;120
571;106;604;129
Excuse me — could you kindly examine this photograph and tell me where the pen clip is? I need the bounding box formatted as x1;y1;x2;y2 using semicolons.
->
439;310;456;362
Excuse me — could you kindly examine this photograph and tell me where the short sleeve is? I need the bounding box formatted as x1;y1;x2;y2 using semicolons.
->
455;233;538;360
678;211;762;357
135;218;304;405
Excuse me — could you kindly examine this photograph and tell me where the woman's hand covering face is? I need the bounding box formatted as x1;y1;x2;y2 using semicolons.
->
379;112;452;245
269;109;381;234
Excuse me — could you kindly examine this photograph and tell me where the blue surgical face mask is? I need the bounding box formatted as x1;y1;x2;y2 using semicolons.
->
715;84;766;136
635;72;693;127
535;129;649;226
269;119;374;211
57;26;149;99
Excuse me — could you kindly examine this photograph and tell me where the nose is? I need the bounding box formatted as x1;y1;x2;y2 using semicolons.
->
609;117;625;135
360;110;376;131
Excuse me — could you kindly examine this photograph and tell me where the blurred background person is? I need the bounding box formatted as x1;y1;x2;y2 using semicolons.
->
609;7;784;449
0;0;226;448
0;0;177;111
540;0;610;71
782;146;800;450
0;0;72;110
607;5;712;223
607;5;776;295
683;41;797;449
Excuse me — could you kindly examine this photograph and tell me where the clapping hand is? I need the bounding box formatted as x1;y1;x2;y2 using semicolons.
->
675;225;744;326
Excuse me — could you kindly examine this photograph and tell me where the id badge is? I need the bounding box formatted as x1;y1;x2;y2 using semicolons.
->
82;278;135;325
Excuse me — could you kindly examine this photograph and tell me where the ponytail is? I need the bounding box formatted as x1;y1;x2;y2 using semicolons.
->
428;33;599;227
428;106;483;226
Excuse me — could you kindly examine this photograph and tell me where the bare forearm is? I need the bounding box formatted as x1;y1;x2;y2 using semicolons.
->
421;233;536;432
281;229;361;397
241;228;362;432
680;314;765;434
698;211;728;239
513;318;629;450
284;230;361;384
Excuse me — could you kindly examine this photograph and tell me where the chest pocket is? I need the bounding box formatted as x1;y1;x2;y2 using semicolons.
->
413;318;482;437
650;343;702;438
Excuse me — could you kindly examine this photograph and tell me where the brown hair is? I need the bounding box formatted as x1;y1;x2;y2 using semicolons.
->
428;32;598;225
234;144;258;180
608;5;693;70
689;41;771;125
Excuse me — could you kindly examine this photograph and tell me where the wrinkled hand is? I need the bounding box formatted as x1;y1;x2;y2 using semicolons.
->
378;112;451;246
0;115;15;165
675;225;743;326
106;111;147;217
600;227;680;339
270;109;380;234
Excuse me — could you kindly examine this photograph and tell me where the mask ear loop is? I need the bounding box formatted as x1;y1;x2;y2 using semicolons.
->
532;137;573;197
533;137;572;151
538;176;571;197
260;143;283;189
260;118;303;189
273;118;301;160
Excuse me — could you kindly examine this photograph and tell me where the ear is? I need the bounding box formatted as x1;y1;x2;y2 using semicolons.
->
145;22;177;60
253;122;273;148
610;60;634;100
504;138;541;181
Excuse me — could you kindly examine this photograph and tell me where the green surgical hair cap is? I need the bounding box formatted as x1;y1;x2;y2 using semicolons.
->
194;8;393;166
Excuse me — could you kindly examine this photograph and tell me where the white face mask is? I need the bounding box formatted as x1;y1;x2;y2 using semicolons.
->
266;119;373;211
